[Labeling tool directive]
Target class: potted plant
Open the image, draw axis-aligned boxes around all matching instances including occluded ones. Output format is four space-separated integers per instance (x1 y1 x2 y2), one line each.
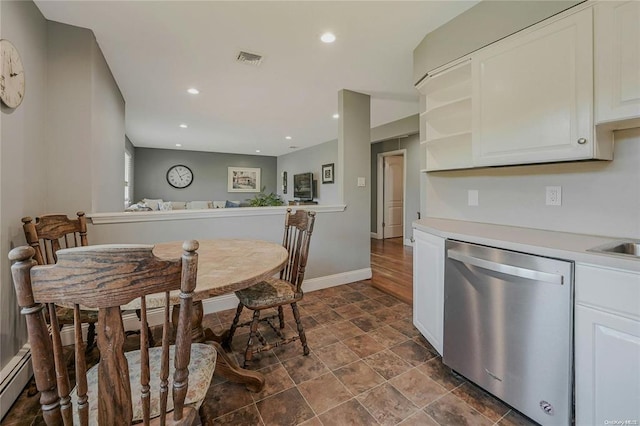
247 187 284 206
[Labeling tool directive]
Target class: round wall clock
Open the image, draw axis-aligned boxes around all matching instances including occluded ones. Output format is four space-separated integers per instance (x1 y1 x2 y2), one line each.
0 39 25 109
166 165 193 188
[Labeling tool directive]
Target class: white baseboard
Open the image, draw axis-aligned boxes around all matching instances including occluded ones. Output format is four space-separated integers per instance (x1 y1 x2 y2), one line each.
2 266 373 417
1 344 32 421
371 232 381 239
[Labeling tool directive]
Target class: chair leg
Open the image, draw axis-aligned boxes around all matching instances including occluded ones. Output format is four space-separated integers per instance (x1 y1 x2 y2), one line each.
244 310 261 368
225 303 244 349
278 306 285 329
147 325 155 348
85 323 96 354
291 302 309 356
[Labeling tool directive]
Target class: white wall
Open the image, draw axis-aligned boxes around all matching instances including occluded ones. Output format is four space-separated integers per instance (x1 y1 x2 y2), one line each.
277 139 339 205
425 129 640 239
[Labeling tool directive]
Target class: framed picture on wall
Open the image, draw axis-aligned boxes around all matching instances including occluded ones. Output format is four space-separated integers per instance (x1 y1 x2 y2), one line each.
282 171 288 194
228 167 261 192
322 163 334 184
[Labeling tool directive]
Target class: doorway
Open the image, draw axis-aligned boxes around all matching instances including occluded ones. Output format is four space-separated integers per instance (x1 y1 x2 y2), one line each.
376 150 406 242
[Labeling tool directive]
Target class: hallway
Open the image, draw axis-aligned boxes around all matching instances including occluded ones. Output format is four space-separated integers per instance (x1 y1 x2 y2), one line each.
370 238 412 304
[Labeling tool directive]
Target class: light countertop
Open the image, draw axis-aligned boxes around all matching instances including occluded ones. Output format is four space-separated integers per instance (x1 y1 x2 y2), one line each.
413 218 640 273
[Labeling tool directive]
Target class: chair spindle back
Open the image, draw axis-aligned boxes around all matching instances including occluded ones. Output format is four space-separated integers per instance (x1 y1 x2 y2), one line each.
9 241 200 426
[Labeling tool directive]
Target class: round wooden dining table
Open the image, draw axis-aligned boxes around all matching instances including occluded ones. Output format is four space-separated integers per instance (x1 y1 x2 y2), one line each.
152 239 288 392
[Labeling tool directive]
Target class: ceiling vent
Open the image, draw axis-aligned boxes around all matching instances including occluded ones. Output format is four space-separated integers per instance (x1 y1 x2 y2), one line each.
237 51 263 66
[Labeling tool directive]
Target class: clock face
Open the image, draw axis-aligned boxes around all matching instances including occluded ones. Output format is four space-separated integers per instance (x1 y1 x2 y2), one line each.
166 165 193 188
0 39 25 109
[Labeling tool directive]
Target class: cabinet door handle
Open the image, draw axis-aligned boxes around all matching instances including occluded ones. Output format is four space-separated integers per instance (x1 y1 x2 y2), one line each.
577 138 587 144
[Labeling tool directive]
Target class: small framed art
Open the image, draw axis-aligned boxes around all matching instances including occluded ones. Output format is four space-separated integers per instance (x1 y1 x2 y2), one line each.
322 163 334 184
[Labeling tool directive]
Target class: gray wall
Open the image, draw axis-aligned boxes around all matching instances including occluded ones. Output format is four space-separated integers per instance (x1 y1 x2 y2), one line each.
133 148 277 204
46 21 125 213
413 0 581 82
1 1 126 391
371 134 421 238
125 136 136 204
277 140 340 205
426 129 640 239
0 0 48 372
337 89 372 270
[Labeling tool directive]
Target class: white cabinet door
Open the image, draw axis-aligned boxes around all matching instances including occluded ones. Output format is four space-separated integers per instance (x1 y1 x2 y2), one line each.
412 229 444 355
595 1 640 127
472 7 596 167
575 263 640 425
575 305 640 425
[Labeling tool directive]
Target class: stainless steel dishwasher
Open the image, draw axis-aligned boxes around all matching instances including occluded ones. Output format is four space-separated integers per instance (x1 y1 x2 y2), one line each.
444 240 573 426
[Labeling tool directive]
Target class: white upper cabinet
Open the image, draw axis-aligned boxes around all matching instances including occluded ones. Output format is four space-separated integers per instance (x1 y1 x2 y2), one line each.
472 7 607 167
594 1 640 128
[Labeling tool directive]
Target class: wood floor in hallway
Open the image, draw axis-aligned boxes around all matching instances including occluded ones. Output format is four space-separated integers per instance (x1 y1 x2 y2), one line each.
370 237 413 304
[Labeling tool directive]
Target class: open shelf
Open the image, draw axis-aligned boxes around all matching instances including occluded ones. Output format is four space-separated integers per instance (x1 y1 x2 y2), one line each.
417 57 473 172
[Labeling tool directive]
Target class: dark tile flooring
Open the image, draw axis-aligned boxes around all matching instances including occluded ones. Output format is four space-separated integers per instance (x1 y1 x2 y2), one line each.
2 281 538 426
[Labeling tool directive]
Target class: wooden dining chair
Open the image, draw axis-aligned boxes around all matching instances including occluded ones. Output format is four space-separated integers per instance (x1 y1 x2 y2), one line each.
225 208 316 367
9 241 217 425
21 212 101 352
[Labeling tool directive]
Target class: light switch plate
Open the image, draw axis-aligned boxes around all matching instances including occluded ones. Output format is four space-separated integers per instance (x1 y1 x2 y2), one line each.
357 177 366 187
468 190 479 206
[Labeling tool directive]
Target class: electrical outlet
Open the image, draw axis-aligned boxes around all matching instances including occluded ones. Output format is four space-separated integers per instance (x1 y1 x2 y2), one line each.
546 186 562 206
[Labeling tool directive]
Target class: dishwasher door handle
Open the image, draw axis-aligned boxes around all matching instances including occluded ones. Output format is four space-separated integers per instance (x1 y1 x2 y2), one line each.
447 250 564 284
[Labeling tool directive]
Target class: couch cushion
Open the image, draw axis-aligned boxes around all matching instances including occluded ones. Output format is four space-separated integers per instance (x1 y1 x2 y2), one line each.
186 201 212 210
142 198 163 211
170 201 187 210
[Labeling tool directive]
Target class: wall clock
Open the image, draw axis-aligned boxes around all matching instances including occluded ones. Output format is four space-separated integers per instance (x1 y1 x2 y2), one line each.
166 165 193 188
0 39 25 109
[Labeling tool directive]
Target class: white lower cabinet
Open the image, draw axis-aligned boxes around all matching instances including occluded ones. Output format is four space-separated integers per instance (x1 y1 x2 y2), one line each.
412 229 444 355
575 264 640 425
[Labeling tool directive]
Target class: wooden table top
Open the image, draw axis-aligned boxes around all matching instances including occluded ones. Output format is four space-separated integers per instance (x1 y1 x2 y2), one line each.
156 239 287 296
119 239 287 309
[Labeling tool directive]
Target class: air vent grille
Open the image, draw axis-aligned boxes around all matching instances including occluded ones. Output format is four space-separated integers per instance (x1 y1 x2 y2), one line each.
237 51 263 66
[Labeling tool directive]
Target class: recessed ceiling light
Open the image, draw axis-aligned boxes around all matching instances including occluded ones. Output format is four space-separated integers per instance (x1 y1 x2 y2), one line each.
179 124 188 128
175 144 182 147
187 88 199 95
255 149 261 153
333 113 340 119
285 136 292 140
321 32 336 43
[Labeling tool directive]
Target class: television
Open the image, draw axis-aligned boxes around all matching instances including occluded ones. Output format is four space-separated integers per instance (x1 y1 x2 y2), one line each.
293 172 314 201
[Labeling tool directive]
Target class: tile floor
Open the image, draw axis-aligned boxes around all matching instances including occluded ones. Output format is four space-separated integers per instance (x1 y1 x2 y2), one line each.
202 281 539 426
1 281 539 426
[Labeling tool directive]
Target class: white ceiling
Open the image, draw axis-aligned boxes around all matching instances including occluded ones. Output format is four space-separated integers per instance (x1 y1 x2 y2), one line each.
34 1 478 157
